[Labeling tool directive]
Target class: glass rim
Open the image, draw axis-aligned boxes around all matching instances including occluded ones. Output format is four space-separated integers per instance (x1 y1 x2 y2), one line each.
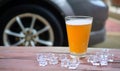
65 16 93 19
65 16 93 25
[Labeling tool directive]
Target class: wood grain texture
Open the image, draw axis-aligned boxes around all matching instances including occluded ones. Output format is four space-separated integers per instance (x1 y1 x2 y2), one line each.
0 47 120 71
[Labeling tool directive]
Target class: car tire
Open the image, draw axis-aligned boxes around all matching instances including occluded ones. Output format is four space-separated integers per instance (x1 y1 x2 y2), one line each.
0 5 63 46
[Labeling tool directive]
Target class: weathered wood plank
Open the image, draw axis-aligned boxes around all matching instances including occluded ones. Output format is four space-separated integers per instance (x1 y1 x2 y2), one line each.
0 47 120 71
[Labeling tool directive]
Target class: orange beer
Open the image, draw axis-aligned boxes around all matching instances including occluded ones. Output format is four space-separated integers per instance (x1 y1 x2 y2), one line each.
66 16 93 56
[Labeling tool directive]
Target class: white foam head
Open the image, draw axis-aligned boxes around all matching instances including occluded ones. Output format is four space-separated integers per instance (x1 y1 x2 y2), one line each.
66 19 93 25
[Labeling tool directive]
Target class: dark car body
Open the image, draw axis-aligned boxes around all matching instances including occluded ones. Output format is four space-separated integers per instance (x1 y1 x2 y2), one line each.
0 0 108 46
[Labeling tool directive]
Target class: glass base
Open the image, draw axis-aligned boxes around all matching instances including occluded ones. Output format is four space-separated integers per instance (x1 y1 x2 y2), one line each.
70 52 86 59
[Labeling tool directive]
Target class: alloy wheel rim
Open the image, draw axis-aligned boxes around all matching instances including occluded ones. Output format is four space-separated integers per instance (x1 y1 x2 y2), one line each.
3 13 54 46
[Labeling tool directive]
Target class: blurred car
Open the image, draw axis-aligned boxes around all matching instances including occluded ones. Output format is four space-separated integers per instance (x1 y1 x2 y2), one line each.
0 0 108 46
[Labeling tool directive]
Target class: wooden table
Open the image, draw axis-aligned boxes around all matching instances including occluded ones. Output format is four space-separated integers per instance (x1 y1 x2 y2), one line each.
0 47 120 71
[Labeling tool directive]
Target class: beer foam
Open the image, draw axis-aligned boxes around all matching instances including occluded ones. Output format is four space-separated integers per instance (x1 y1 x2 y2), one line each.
66 19 92 25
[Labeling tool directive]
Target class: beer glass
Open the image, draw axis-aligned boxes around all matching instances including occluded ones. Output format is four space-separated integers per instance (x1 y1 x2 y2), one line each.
65 16 93 57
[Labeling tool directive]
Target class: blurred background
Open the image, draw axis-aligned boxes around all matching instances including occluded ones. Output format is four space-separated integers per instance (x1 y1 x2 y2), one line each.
0 0 120 48
93 0 120 49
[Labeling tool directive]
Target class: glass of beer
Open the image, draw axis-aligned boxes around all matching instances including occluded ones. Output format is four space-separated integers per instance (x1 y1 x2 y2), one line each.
65 16 93 57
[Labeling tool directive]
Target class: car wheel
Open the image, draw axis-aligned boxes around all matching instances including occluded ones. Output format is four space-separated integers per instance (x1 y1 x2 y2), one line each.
0 5 63 46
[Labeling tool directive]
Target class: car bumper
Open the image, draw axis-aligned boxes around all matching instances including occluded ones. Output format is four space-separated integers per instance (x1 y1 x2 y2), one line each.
89 28 106 46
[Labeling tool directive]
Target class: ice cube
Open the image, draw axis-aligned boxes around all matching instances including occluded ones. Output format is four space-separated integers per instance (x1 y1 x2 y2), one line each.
38 60 48 66
48 55 58 65
68 57 80 69
61 57 69 68
100 60 108 66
